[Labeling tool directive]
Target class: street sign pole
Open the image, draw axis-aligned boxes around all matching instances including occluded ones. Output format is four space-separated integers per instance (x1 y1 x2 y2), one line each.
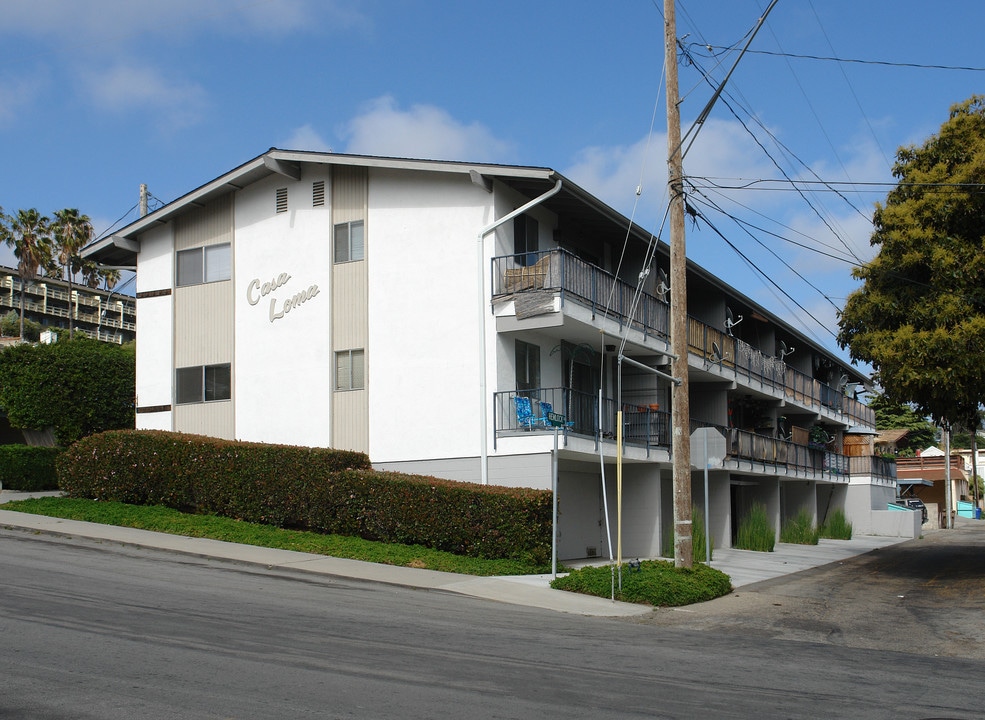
552 424 558 579
704 430 711 564
691 427 726 564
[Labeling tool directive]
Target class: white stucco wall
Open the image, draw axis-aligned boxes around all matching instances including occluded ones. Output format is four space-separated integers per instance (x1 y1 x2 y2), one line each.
233 172 333 447
621 465 663 558
134 224 174 431
558 469 607 560
366 168 495 463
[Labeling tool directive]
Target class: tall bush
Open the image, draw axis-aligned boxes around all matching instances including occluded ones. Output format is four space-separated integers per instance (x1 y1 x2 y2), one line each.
0 337 135 445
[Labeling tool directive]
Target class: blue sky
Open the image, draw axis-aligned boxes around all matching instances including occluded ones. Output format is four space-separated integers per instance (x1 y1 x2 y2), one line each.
1 0 983 365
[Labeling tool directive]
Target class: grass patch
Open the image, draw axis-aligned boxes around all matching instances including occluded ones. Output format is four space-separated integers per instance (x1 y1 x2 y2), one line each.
735 503 775 552
820 508 853 540
779 509 820 545
2 497 552 577
550 560 732 607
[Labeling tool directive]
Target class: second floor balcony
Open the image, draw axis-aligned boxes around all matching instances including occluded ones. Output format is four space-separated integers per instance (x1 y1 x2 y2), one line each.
492 387 894 483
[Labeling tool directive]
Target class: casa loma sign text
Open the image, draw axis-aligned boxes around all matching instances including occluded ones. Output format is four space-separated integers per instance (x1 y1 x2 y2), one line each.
246 272 320 323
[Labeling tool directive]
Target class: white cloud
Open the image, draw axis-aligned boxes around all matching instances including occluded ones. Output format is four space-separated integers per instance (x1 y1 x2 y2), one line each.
0 0 353 43
0 1 367 126
80 63 208 131
283 124 333 152
341 96 515 162
564 117 788 226
560 116 887 358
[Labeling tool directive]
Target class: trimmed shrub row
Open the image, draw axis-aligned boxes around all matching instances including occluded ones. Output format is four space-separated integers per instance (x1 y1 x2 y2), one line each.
0 445 63 491
56 430 552 562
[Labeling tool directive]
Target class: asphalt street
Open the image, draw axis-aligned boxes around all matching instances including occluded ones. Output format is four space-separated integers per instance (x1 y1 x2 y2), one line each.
2 528 983 719
639 519 985 660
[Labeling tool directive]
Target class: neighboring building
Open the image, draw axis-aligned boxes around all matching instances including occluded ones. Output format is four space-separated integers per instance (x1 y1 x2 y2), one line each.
0 265 135 344
895 453 969 526
82 149 902 560
874 428 910 456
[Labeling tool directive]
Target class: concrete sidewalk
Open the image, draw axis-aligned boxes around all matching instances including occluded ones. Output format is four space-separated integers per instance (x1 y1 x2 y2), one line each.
0 490 909 617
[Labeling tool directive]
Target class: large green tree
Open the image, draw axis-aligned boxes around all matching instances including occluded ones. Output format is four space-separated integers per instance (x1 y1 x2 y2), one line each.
837 96 985 427
868 392 937 454
0 337 135 445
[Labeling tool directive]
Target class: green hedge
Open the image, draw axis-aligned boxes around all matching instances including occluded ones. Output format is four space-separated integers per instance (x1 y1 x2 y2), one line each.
0 445 63 491
0 337 135 445
56 430 552 562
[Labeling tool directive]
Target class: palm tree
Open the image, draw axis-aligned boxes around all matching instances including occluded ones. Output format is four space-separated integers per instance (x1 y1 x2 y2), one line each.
78 259 119 291
7 209 53 340
51 209 94 339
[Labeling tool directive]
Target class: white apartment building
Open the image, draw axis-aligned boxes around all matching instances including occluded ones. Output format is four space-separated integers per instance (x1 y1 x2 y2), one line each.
83 149 905 561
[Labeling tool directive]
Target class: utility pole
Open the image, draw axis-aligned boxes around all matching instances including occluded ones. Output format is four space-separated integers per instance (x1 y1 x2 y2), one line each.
664 0 692 568
944 424 953 529
139 184 148 218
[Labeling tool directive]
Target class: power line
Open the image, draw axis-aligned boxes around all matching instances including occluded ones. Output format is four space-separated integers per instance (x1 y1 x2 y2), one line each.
93 203 140 242
689 201 838 341
690 44 985 73
691 178 985 192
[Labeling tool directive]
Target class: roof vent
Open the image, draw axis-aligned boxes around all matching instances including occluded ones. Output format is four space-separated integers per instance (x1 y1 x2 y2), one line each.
312 180 325 207
276 187 288 214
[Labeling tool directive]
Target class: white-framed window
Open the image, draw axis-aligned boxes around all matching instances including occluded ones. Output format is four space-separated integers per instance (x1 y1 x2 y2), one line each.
176 244 231 287
334 221 365 263
176 364 231 404
335 349 365 391
515 340 540 395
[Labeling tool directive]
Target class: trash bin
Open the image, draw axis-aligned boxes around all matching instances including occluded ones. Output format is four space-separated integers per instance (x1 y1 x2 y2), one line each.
976 507 982 520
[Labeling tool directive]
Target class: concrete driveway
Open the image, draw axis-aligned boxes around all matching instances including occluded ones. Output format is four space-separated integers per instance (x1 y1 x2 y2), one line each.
635 518 985 660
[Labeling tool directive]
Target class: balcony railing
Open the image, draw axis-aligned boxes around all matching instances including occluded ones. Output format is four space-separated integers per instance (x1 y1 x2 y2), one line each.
492 387 886 481
492 249 669 344
688 420 851 479
894 455 963 473
848 455 897 481
492 249 874 427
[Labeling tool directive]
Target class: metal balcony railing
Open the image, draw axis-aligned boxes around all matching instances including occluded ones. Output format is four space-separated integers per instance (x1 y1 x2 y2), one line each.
492 249 669 344
688 419 851 479
492 249 875 427
492 387 885 481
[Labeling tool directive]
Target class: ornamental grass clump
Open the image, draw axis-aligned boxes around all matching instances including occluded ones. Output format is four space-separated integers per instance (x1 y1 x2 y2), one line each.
779 509 819 545
735 503 775 552
820 508 853 540
661 505 712 560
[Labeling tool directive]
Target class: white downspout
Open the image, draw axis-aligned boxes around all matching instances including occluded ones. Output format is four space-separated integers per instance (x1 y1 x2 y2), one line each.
477 177 563 485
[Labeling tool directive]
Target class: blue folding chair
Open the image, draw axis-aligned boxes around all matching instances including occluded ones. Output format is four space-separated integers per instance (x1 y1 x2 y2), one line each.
538 401 573 428
514 396 537 429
